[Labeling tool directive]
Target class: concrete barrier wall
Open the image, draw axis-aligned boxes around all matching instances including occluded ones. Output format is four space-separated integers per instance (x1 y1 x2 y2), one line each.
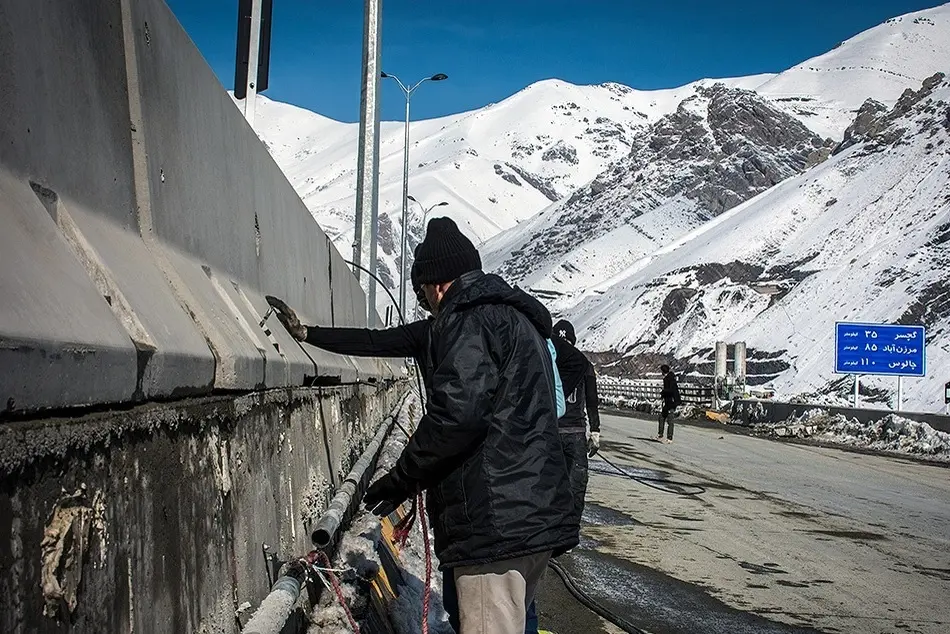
0 0 392 416
0 383 404 633
731 399 950 434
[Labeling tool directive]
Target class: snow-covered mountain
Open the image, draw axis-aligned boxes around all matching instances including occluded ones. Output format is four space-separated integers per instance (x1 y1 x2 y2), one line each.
485 84 835 309
248 74 770 293
247 3 950 409
556 72 950 410
754 6 950 139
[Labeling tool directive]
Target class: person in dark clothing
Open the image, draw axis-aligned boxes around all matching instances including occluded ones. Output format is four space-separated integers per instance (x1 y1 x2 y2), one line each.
658 364 682 443
522 318 602 634
267 259 573 634
549 319 600 526
359 217 575 634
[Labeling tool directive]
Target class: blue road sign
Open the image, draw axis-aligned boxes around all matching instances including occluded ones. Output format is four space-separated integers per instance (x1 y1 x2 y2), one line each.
835 322 926 377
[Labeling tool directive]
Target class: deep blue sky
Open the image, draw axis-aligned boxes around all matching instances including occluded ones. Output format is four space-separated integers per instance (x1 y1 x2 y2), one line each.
168 0 946 123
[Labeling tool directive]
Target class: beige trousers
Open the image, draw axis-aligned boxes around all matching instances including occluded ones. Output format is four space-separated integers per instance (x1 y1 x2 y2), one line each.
453 551 552 634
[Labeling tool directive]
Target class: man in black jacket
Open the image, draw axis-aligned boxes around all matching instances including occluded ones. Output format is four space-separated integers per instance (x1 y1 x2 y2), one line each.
364 218 576 634
658 364 682 443
275 218 575 633
267 257 576 633
551 319 601 521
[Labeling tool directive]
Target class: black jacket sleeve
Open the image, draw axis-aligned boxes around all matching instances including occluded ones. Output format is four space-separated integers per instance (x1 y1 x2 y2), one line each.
393 312 499 491
304 319 429 360
585 363 601 433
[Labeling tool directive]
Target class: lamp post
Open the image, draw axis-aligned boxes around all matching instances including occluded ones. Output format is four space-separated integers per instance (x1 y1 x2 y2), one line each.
381 71 448 316
407 196 448 319
408 195 449 225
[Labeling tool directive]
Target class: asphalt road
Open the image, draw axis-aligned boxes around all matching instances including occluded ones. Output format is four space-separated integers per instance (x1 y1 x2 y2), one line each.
538 412 950 634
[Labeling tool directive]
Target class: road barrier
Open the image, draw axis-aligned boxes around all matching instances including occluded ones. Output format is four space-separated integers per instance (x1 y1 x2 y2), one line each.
598 376 714 407
0 0 391 417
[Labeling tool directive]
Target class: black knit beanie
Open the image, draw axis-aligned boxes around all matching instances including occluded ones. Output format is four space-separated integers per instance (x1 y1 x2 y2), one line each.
411 217 481 285
553 319 576 345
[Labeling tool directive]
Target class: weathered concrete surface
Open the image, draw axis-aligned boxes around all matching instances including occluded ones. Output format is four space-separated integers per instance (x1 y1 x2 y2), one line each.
0 383 404 634
547 412 950 634
0 0 390 415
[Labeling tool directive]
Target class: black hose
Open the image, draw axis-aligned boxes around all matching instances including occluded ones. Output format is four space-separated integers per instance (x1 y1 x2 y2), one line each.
547 558 646 634
594 453 707 496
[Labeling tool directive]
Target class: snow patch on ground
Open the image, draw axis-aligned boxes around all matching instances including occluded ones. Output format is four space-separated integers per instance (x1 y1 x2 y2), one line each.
754 409 950 461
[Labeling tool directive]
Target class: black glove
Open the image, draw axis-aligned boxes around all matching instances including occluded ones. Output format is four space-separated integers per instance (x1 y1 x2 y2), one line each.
363 472 410 517
265 296 307 341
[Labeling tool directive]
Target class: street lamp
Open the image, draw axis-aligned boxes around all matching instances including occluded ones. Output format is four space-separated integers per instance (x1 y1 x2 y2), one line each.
381 71 448 316
407 196 448 320
408 195 449 224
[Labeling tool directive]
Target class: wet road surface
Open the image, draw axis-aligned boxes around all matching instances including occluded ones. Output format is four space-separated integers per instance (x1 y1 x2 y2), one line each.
539 412 950 634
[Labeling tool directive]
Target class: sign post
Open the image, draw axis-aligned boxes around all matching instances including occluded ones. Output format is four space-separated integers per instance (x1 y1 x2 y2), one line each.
897 376 903 412
835 322 926 411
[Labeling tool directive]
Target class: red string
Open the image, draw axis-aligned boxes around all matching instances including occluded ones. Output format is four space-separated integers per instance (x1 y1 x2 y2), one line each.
314 551 361 634
391 497 418 548
386 494 432 634
418 493 432 634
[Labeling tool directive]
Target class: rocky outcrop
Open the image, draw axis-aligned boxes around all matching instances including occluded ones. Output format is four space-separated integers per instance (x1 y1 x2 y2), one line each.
496 84 832 282
835 72 947 154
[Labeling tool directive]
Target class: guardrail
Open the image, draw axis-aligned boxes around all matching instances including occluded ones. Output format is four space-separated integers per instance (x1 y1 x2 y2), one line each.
598 376 714 407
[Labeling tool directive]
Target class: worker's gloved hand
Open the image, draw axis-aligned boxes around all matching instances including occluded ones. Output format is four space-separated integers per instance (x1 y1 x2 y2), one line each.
587 431 601 457
363 472 410 517
265 296 307 341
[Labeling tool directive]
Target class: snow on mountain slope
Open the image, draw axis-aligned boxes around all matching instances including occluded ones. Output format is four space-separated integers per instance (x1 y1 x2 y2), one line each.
755 3 950 138
564 74 950 411
249 3 950 322
483 84 833 310
250 74 775 307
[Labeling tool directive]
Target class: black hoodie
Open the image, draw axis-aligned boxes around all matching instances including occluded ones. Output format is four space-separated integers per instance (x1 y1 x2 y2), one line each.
390 270 578 569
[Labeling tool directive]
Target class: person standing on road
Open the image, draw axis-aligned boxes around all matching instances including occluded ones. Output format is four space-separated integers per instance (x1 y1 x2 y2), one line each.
523 319 603 634
550 319 601 521
657 364 682 443
357 218 577 634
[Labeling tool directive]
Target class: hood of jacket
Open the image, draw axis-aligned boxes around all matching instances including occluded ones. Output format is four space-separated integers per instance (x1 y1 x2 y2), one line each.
441 271 553 339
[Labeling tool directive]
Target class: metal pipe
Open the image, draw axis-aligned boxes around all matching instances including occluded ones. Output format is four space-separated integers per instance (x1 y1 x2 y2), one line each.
242 0 263 126
312 413 396 548
244 394 407 633
897 376 903 412
242 562 307 634
352 0 382 326
398 94 411 316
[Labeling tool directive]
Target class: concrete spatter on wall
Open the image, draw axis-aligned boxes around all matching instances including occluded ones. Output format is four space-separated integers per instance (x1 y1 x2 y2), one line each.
0 0 391 416
0 384 405 634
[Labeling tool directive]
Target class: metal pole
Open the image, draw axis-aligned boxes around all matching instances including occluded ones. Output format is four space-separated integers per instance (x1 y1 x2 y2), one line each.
897 376 903 412
398 94 411 317
853 374 859 408
242 0 263 127
352 0 382 326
